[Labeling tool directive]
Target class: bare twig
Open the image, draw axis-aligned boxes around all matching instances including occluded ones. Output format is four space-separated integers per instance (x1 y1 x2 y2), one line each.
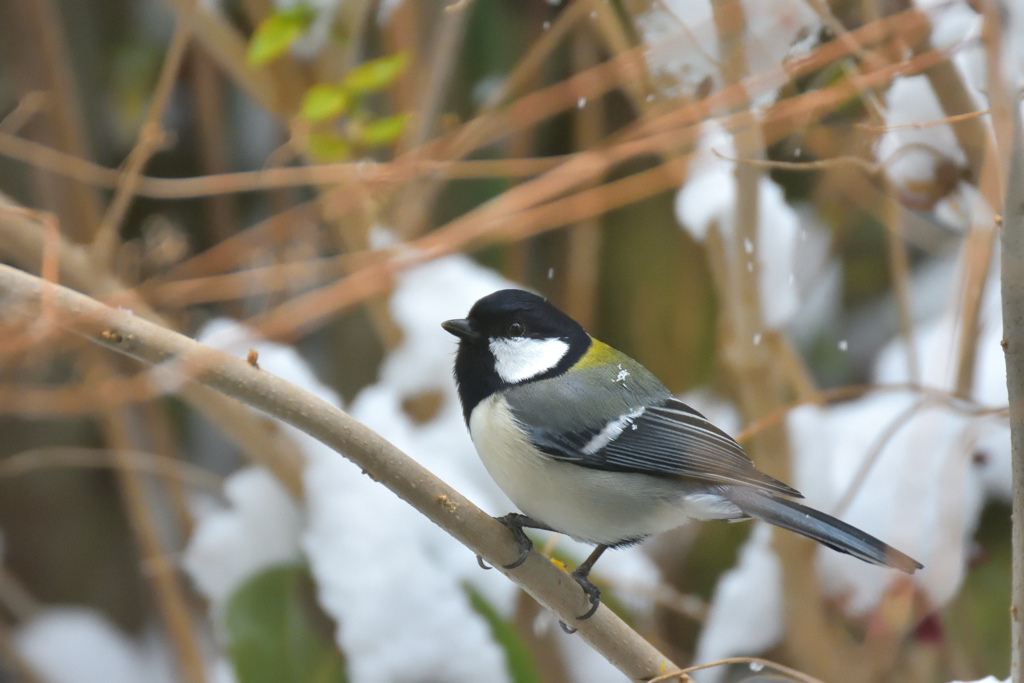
562 28 605 328
3 0 103 241
884 182 920 385
0 92 47 135
734 382 1005 444
91 12 195 267
87 352 207 683
0 446 223 493
162 0 306 116
651 655 825 683
856 108 992 132
998 96 1024 683
0 191 306 498
832 398 927 517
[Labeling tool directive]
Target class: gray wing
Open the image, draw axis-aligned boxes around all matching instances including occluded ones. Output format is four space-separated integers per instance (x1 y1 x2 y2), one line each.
529 397 803 498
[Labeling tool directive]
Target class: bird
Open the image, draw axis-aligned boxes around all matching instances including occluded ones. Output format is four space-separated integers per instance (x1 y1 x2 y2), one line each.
442 289 922 626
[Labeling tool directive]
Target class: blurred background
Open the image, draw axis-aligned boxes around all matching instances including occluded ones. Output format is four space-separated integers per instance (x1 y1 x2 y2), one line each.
0 0 1020 681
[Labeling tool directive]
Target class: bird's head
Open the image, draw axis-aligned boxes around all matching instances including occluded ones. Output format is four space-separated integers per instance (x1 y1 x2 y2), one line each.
442 289 591 416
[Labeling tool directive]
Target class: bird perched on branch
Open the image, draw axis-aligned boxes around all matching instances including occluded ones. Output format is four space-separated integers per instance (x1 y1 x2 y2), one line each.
443 289 921 628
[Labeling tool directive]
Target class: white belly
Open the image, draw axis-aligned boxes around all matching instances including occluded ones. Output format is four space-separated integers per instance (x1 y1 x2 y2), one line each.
468 394 736 545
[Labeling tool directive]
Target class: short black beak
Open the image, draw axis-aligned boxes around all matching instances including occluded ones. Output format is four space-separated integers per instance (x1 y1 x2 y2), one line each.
442 318 480 341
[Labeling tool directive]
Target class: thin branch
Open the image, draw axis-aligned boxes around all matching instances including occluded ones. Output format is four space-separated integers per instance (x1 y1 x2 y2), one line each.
91 12 195 267
15 0 104 240
0 191 306 498
87 351 207 683
884 182 920 385
998 92 1024 683
711 148 882 175
832 399 926 517
734 381 1006 444
0 91 47 135
856 108 992 132
0 263 688 683
651 656 824 683
0 132 570 197
0 446 223 493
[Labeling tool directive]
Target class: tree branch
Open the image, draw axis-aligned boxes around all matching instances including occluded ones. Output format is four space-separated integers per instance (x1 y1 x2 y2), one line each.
0 262 686 683
999 102 1024 683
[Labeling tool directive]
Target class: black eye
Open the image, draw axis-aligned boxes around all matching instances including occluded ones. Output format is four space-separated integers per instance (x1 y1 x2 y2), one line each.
507 321 525 337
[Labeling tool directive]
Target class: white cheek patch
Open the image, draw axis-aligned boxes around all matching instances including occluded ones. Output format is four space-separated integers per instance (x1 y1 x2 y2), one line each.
489 337 569 383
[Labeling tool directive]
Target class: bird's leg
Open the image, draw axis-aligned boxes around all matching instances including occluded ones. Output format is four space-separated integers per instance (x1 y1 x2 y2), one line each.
572 544 607 619
476 513 554 570
559 544 609 634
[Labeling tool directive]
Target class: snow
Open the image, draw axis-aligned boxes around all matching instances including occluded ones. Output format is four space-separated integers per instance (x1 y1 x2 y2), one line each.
693 523 782 679
636 0 820 104
14 609 178 683
182 466 303 608
675 123 803 328
876 1 988 223
789 394 986 614
876 75 970 189
692 243 1011 670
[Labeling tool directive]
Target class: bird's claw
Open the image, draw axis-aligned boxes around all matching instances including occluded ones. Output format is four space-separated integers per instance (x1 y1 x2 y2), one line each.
557 569 604 634
496 513 535 569
476 555 491 570
572 570 602 620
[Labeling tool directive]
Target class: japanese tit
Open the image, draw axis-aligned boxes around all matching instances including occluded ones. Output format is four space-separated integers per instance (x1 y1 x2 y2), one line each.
443 289 921 623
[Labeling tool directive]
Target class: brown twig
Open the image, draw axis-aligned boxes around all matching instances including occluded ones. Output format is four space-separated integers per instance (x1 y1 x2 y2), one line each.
883 182 921 385
0 446 223 493
87 352 207 683
91 12 195 268
0 191 306 499
4 0 103 241
562 28 606 329
997 86 1024 683
0 91 47 135
733 381 1005 444
650 655 824 683
162 0 305 116
856 108 992 132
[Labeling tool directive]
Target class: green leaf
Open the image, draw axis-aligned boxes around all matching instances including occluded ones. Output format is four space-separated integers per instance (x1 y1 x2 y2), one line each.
301 84 350 121
463 584 541 683
354 114 408 147
247 7 315 66
343 52 409 93
224 564 346 683
306 133 352 162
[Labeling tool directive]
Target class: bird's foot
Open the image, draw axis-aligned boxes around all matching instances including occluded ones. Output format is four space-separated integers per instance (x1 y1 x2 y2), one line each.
496 513 536 569
558 544 608 633
572 569 602 620
558 574 602 634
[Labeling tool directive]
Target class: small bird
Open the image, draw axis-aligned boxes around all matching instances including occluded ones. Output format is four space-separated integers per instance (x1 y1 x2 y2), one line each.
443 289 921 625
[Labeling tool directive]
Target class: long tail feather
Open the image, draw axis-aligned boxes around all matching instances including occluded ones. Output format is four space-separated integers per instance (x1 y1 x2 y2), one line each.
725 487 922 574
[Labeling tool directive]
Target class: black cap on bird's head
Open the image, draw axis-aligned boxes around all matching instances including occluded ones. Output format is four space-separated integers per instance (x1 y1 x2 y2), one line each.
443 289 591 421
